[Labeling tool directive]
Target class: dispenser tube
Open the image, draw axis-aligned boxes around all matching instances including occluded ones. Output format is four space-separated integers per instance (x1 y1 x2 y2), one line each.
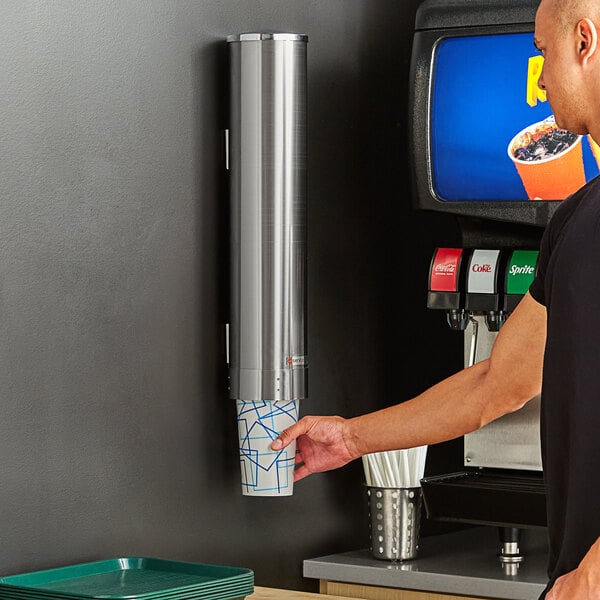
227 32 308 403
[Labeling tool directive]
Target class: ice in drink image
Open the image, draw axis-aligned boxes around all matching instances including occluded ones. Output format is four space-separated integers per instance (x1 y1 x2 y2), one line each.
508 116 584 200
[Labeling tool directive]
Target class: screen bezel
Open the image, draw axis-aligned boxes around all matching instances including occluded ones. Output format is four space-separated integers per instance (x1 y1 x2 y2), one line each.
409 24 562 228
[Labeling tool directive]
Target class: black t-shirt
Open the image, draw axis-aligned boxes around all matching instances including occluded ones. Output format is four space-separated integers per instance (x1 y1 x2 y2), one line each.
529 175 600 597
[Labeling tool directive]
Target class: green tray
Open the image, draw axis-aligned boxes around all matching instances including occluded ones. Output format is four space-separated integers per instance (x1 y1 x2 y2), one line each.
0 590 251 600
0 581 253 600
0 591 252 600
0 558 253 600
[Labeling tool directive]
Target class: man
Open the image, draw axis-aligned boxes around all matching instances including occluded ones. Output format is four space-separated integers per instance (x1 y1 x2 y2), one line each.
272 1 600 597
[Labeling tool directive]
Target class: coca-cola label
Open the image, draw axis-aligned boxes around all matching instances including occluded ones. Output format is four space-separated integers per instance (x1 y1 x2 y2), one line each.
430 248 463 292
467 249 500 294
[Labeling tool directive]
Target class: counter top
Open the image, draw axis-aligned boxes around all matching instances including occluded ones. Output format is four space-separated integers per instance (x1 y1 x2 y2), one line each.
303 526 549 600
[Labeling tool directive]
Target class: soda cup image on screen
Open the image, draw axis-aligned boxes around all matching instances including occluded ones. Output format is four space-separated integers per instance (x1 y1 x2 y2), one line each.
508 115 585 200
588 134 600 169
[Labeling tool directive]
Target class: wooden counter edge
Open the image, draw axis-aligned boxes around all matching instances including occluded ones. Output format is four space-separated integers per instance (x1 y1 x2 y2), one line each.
249 585 358 600
250 583 501 600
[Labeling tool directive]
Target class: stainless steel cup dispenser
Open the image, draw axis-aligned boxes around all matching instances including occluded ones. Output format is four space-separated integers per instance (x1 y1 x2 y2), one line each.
227 32 308 403
227 33 308 495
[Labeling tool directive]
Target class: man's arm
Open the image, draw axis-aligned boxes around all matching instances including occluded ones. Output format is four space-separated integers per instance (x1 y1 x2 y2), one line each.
546 537 600 599
273 292 546 481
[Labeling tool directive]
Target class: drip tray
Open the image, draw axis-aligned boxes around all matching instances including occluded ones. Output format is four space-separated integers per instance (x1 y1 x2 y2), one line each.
420 470 547 529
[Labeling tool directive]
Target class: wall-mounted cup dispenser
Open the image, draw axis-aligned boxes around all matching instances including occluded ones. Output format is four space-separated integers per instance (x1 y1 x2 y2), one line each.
227 33 308 496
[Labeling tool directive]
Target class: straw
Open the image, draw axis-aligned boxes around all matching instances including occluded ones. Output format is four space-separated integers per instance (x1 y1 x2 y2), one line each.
362 446 428 488
362 456 373 486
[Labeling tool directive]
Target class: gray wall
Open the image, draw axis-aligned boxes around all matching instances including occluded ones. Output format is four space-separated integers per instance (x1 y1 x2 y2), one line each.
0 0 463 591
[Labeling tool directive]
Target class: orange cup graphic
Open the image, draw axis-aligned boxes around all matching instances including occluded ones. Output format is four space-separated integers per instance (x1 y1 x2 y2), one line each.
508 117 585 200
588 135 600 169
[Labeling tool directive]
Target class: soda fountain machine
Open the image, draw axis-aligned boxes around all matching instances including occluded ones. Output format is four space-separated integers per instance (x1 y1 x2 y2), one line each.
423 246 544 568
406 0 600 568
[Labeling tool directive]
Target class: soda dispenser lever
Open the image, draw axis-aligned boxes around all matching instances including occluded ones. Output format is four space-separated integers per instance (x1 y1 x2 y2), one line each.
427 248 470 331
504 250 540 313
465 249 507 332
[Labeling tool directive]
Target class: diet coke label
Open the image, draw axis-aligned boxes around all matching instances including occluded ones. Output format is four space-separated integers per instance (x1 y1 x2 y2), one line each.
467 249 501 294
472 263 493 273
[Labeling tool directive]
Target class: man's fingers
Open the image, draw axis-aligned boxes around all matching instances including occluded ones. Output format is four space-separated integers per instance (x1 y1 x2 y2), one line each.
294 463 311 481
271 418 310 450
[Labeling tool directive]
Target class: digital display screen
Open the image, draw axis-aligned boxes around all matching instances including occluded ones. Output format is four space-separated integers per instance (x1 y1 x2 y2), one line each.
431 33 600 201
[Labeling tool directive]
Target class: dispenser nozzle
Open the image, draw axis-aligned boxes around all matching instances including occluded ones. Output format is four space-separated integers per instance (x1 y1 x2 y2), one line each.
485 311 508 332
446 309 470 331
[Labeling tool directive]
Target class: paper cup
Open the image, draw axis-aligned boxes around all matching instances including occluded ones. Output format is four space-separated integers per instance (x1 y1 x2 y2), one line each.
508 117 584 200
236 399 298 496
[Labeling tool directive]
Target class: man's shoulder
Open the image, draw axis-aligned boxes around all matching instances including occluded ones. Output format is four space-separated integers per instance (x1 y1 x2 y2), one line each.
551 176 600 222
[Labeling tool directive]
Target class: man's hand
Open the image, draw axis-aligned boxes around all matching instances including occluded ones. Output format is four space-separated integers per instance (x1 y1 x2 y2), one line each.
271 415 360 481
545 569 599 599
546 537 600 599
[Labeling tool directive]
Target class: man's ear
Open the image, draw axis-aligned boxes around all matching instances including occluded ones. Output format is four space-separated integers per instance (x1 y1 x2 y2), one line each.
577 17 598 65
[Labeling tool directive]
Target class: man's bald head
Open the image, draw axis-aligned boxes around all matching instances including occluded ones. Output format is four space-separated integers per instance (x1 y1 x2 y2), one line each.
544 0 600 35
535 0 600 138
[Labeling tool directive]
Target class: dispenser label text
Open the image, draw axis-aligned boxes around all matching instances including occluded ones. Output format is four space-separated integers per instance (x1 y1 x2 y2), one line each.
467 249 500 294
510 264 535 276
506 250 539 294
430 248 463 292
287 355 306 367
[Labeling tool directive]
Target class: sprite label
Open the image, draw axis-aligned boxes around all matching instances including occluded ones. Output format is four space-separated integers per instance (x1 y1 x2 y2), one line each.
506 250 539 295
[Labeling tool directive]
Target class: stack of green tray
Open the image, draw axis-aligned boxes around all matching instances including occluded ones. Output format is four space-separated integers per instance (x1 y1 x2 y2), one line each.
0 557 254 600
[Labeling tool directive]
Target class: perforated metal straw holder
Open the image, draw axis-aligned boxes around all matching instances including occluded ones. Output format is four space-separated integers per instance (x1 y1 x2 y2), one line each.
367 486 422 560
